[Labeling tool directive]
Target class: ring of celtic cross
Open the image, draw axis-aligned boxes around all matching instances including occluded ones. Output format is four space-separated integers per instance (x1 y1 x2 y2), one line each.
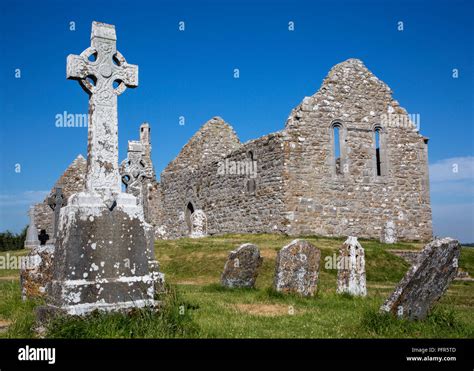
76 47 131 97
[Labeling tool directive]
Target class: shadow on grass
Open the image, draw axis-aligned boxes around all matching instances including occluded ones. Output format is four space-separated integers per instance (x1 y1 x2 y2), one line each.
45 284 199 339
360 307 470 338
200 283 260 294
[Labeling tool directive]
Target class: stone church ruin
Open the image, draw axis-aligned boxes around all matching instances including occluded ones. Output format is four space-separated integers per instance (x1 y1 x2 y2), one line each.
154 58 432 241
33 58 432 243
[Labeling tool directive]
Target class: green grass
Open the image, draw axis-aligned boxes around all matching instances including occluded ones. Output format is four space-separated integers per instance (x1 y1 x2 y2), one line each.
0 280 39 338
0 234 473 338
45 284 198 338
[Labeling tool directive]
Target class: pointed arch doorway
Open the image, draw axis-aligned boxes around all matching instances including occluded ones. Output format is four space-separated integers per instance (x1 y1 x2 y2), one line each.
185 201 195 235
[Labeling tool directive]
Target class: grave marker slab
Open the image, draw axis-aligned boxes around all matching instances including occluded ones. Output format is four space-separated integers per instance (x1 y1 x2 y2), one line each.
47 186 66 241
221 243 263 288
24 206 40 249
336 236 367 296
274 239 321 296
20 244 55 300
380 237 460 320
190 209 207 238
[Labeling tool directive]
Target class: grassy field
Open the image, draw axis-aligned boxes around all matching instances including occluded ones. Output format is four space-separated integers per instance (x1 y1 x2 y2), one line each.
0 234 473 338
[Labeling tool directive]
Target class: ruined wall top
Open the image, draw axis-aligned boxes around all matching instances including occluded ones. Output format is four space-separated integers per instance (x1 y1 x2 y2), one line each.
48 154 87 200
284 58 420 134
33 154 87 235
140 122 151 156
163 116 241 175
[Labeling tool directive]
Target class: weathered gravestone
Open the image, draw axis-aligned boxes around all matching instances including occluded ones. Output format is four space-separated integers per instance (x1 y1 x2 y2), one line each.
381 220 397 244
40 22 163 316
20 244 55 300
120 123 155 223
221 243 263 288
21 204 55 299
274 239 321 296
47 186 66 241
121 141 147 206
190 209 207 238
380 237 461 320
24 206 40 249
336 236 367 296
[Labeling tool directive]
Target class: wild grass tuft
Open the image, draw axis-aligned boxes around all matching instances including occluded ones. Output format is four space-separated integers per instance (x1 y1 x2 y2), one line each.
45 284 199 338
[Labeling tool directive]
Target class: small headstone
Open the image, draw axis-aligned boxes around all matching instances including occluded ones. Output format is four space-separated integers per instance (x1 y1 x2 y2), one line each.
24 206 40 249
336 236 367 296
20 244 55 300
190 209 207 238
120 123 156 225
274 239 321 296
381 220 397 244
221 243 263 288
121 141 147 205
47 186 66 241
380 237 461 320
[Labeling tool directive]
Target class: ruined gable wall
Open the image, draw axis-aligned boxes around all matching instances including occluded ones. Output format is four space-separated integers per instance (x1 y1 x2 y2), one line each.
164 117 241 175
159 132 287 239
33 155 87 235
282 59 432 241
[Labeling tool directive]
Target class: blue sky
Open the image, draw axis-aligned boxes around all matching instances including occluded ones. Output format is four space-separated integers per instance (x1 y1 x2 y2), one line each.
0 0 473 241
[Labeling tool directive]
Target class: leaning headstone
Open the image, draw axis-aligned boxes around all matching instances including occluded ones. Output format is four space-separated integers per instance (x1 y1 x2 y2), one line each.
24 206 40 249
221 243 263 288
274 239 321 296
337 236 367 296
381 220 397 244
40 22 163 317
380 237 461 320
20 244 55 300
190 209 207 238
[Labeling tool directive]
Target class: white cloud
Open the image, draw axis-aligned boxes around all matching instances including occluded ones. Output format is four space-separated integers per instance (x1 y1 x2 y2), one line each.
432 203 474 243
429 156 474 182
0 190 49 207
0 190 50 233
430 179 474 195
429 156 474 243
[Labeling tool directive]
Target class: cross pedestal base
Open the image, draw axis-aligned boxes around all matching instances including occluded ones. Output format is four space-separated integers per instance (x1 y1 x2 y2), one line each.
45 191 164 316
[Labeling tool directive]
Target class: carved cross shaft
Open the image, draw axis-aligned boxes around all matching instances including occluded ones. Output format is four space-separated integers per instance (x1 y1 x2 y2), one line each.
48 186 66 240
66 22 138 197
120 142 148 205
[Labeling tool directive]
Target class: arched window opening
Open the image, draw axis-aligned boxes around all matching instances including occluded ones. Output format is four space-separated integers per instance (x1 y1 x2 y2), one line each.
375 127 382 176
333 124 342 175
246 151 257 194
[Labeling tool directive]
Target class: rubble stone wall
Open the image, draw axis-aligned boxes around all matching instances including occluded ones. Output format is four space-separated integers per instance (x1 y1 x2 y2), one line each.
159 131 287 239
281 59 432 240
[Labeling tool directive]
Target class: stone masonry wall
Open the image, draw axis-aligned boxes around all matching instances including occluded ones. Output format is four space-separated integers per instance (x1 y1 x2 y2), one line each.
155 59 432 242
147 180 166 238
281 59 432 241
34 154 87 236
159 119 287 239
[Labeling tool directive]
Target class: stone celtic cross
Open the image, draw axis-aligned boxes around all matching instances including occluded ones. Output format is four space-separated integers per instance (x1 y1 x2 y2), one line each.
48 186 66 240
24 206 40 248
120 142 147 201
66 22 138 198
